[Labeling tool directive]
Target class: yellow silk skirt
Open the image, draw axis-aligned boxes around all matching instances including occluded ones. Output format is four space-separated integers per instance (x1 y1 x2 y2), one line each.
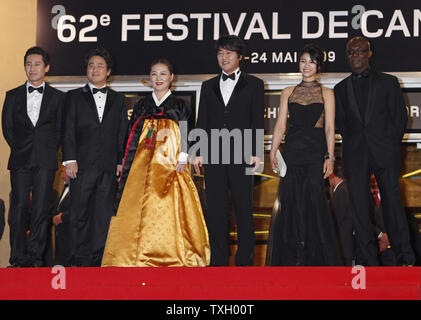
102 119 210 267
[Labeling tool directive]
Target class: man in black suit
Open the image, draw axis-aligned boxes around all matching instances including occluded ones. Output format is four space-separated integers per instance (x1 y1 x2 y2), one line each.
193 35 264 266
43 166 71 267
329 161 354 266
62 48 128 267
2 46 65 267
334 37 414 266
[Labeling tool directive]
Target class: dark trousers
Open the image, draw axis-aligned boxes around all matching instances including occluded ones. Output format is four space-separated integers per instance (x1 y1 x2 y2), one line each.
43 222 73 267
330 203 354 266
69 168 116 267
346 156 415 266
204 164 255 266
9 165 55 266
54 221 73 266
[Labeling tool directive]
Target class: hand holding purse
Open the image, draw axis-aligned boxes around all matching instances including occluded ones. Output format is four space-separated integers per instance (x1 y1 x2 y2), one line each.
273 150 287 177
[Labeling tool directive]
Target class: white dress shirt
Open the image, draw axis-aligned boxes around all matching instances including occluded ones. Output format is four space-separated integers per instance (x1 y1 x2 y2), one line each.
152 90 188 164
220 68 241 106
88 83 107 123
26 81 45 127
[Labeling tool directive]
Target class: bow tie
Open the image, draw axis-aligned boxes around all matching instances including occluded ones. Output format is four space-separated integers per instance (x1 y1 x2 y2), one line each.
222 73 236 81
92 87 107 94
351 68 371 80
28 86 43 94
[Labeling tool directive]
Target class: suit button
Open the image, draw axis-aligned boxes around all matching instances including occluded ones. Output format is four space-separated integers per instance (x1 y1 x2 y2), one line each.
224 110 229 114
223 123 227 127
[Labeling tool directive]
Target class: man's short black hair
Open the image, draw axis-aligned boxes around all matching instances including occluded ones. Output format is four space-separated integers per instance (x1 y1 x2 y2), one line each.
85 47 113 71
24 46 50 66
216 35 246 57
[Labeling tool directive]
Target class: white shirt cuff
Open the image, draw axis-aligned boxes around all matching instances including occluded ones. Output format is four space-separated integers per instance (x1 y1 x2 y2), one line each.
178 152 189 164
63 160 77 166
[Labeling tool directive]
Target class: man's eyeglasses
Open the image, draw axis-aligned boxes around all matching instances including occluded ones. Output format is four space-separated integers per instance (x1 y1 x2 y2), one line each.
346 48 369 56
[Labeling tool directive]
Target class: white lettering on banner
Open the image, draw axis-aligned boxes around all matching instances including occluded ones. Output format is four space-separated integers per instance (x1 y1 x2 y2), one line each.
57 15 77 42
362 9 421 38
244 13 270 40
251 51 334 64
190 13 212 40
329 11 348 38
272 13 291 39
409 106 420 118
79 15 98 42
361 10 384 37
144 14 163 41
213 13 220 40
385 10 411 37
121 14 140 42
302 12 324 39
222 12 247 36
415 10 421 37
265 107 278 119
271 51 297 63
100 14 111 27
167 14 189 41
54 9 421 43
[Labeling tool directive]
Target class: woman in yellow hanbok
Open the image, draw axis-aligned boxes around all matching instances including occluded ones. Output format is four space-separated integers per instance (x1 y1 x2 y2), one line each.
101 59 210 267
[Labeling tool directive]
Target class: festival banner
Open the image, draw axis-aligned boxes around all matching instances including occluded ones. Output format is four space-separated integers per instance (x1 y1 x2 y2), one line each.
36 0 421 76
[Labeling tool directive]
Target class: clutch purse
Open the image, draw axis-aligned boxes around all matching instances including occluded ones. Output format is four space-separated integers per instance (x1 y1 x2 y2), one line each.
274 150 287 177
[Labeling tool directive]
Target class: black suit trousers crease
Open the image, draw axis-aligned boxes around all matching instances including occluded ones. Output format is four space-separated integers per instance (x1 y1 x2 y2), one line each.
204 164 255 266
9 165 55 266
346 154 415 266
69 168 116 266
330 184 354 266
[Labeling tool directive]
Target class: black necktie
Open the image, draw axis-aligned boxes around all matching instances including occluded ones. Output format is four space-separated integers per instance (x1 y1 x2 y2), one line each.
92 87 107 94
222 73 236 81
28 86 43 94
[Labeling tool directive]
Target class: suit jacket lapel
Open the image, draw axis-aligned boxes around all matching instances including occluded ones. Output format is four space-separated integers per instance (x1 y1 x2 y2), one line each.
102 88 115 122
364 72 377 125
346 77 363 124
226 72 248 107
211 76 225 106
82 84 100 123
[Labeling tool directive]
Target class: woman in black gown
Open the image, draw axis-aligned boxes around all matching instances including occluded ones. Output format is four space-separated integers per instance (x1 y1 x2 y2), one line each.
267 44 342 266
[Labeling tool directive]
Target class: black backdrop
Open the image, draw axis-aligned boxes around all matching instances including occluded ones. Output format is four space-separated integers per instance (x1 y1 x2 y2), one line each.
36 0 421 76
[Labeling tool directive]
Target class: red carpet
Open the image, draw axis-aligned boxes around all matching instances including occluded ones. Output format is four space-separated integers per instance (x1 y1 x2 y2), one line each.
0 267 419 300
